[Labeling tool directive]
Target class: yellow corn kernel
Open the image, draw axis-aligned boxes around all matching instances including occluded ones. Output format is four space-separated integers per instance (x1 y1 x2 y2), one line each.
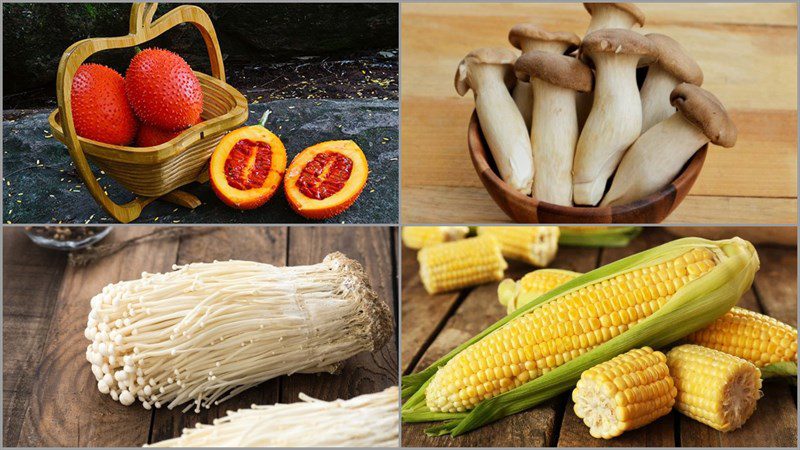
425 247 718 413
498 269 582 314
418 236 507 295
402 226 470 250
667 344 762 432
476 226 559 267
685 307 797 368
572 347 676 439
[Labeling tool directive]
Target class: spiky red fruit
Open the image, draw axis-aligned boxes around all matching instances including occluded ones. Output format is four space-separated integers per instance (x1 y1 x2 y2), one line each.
136 118 202 147
70 64 138 145
125 48 203 131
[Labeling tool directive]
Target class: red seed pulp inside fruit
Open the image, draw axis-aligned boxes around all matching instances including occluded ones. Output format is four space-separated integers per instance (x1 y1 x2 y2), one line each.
224 139 273 190
297 151 354 200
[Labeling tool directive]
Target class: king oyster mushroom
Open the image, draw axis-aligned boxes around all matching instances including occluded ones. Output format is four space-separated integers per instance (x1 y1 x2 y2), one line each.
508 24 581 130
584 2 646 34
515 51 593 206
601 83 737 206
640 33 703 133
455 48 533 195
573 29 658 206
577 3 645 131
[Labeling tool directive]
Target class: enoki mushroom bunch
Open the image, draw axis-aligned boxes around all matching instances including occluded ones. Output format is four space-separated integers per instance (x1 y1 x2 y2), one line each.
455 2 737 208
85 252 391 412
148 387 399 447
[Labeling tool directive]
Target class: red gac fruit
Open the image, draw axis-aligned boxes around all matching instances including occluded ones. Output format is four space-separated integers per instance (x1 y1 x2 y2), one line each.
70 64 138 146
135 118 202 147
125 48 203 131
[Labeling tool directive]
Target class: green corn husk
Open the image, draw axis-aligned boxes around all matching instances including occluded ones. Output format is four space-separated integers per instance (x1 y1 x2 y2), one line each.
401 237 760 437
558 226 642 247
760 361 798 379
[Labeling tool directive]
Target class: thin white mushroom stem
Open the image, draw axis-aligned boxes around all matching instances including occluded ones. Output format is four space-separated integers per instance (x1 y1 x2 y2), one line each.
573 55 643 206
512 81 533 130
641 65 682 133
471 65 533 195
530 78 579 206
147 387 399 447
85 253 391 413
600 112 707 206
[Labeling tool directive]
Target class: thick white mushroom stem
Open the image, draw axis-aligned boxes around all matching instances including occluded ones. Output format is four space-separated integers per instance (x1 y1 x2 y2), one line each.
600 113 707 206
530 79 579 205
573 56 643 206
586 6 640 34
512 81 533 130
472 65 533 195
641 66 681 133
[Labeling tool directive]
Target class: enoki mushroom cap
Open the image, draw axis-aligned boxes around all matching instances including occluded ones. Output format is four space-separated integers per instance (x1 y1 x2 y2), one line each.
579 29 659 68
508 24 580 53
455 47 518 96
515 51 594 92
646 33 704 85
671 83 738 148
583 2 646 27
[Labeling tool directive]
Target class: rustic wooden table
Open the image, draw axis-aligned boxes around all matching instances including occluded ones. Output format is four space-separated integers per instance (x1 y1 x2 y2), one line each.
3 226 398 446
400 3 798 224
401 228 797 447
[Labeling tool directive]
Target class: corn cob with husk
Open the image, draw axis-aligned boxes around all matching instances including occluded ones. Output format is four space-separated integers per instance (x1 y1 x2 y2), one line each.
148 387 399 447
572 347 676 439
559 226 642 247
497 268 581 314
684 307 797 377
402 237 759 437
417 235 507 294
476 226 559 266
402 226 470 249
667 345 762 432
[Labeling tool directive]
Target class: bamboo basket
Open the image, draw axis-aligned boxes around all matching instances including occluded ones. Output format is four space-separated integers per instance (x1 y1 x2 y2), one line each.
48 3 248 223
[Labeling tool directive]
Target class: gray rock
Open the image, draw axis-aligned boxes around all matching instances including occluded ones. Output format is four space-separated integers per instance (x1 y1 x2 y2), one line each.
3 100 398 224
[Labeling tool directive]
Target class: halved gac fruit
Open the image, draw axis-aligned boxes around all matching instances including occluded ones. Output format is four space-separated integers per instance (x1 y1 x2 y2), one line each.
209 114 286 210
284 140 368 219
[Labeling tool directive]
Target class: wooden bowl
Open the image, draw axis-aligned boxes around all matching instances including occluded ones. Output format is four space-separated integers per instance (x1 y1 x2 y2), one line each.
467 111 707 223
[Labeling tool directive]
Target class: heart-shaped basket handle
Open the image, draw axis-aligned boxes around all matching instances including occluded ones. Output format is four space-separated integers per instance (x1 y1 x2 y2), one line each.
55 2 224 222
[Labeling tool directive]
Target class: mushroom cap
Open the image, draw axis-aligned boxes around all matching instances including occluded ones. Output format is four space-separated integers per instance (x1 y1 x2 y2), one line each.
515 51 593 92
454 47 518 96
508 24 581 53
646 33 703 85
670 83 737 147
583 3 645 27
579 29 659 67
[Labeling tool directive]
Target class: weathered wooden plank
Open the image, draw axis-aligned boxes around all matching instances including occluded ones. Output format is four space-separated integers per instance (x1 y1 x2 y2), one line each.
2 228 69 447
148 227 288 444
403 244 599 447
17 227 179 447
282 226 398 403
752 243 797 326
401 247 461 373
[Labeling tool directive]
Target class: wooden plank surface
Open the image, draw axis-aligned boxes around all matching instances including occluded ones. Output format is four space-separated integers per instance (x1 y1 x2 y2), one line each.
2 226 399 447
401 227 797 447
400 3 798 224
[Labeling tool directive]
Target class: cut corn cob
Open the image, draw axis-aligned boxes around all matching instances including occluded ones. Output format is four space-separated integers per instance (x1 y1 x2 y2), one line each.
418 236 507 294
476 226 559 266
148 387 399 447
85 253 391 412
402 237 759 437
685 306 798 371
572 347 676 439
559 227 642 248
667 344 762 432
425 246 717 413
402 226 470 249
498 268 582 314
